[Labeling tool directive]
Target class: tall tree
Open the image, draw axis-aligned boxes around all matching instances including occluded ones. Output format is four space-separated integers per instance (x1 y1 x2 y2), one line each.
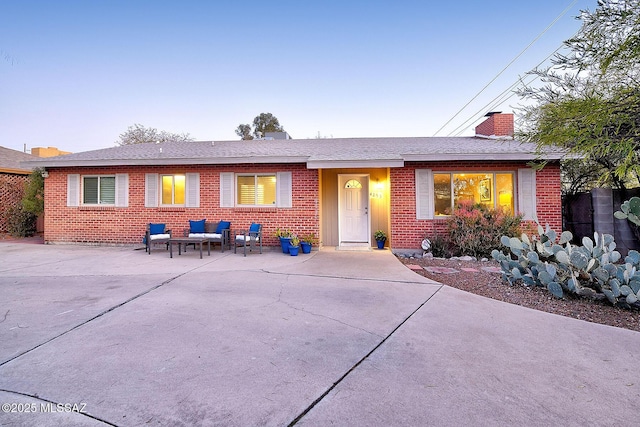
252 113 284 138
235 113 285 140
518 0 640 192
235 124 253 140
116 124 194 145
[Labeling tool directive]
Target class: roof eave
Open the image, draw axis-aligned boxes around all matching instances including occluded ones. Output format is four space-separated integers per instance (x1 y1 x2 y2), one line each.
402 153 566 161
0 167 32 175
22 156 311 168
306 159 405 169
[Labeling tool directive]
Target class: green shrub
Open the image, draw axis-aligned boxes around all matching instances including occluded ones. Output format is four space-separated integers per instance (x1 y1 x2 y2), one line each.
22 168 45 216
5 205 37 237
447 201 523 258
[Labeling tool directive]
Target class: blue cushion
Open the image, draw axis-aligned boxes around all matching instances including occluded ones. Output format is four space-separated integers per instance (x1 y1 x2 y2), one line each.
216 221 231 233
249 223 260 233
149 223 165 235
189 219 206 233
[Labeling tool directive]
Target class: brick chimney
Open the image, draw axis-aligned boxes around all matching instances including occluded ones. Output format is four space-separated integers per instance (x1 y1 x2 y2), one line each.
475 112 514 139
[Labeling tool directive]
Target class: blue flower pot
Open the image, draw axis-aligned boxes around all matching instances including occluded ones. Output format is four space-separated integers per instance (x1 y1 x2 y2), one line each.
301 242 312 254
289 245 300 256
376 239 386 250
280 237 291 253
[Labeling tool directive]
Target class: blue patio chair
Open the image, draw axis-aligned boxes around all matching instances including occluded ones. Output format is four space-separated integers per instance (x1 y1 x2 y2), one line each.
145 223 171 254
233 223 262 256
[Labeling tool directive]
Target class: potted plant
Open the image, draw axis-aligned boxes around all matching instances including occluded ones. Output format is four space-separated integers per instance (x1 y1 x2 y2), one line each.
300 232 317 254
374 230 387 250
288 235 300 256
275 228 292 253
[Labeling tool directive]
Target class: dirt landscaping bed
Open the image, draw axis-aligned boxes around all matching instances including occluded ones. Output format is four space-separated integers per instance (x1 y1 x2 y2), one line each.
399 256 640 333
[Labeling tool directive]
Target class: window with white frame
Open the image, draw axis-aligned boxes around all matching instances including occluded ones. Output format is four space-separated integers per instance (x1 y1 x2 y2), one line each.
415 169 534 220
433 172 515 216
83 176 116 205
219 171 292 208
236 174 276 206
144 173 199 208
161 174 186 205
67 174 128 207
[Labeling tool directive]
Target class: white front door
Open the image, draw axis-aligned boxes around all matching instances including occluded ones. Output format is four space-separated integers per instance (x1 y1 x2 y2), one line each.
338 175 369 246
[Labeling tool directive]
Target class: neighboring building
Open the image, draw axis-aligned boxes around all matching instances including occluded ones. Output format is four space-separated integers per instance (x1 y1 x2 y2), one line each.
22 113 564 250
0 146 38 234
31 146 72 158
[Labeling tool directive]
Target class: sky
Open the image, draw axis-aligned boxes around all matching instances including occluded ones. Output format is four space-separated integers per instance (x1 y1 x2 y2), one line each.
0 0 594 154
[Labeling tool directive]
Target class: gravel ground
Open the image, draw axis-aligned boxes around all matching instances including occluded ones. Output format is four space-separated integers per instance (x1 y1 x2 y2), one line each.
399 256 640 333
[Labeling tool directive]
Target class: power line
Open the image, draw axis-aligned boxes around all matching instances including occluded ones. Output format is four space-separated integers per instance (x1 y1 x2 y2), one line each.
433 0 579 136
447 42 568 137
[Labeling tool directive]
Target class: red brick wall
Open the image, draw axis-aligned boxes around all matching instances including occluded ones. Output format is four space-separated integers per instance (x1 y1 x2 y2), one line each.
475 113 514 137
43 164 319 246
0 173 29 233
390 161 562 250
43 161 561 250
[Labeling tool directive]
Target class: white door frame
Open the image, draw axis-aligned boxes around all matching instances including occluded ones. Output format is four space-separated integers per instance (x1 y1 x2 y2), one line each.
337 174 370 247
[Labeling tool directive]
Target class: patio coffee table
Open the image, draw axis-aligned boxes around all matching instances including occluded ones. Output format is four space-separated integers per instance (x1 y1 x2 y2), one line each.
168 237 211 259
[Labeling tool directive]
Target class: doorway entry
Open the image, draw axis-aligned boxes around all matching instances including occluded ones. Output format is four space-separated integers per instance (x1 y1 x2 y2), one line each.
338 174 370 247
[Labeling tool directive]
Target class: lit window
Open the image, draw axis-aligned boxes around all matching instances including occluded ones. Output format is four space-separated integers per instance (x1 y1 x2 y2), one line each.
161 175 185 205
83 176 115 205
434 172 514 215
237 174 276 206
344 179 362 189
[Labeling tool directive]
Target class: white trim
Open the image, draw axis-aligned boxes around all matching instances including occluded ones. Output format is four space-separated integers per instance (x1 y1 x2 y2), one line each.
67 174 80 207
158 174 188 206
338 174 370 247
115 174 128 207
185 173 200 208
517 168 537 221
220 172 235 207
415 169 434 220
145 173 159 207
235 173 278 207
307 160 404 169
276 171 292 208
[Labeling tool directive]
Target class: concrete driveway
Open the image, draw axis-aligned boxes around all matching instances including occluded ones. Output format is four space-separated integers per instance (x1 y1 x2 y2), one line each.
0 243 638 426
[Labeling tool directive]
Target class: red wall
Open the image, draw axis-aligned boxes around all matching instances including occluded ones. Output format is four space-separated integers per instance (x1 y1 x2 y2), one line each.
475 113 514 137
389 161 562 249
44 164 319 246
43 161 562 250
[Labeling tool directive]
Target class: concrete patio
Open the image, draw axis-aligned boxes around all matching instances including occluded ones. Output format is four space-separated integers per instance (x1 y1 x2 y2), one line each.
0 243 638 426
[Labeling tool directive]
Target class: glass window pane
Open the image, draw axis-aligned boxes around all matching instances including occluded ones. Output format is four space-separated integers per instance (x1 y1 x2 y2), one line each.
83 177 98 204
496 173 514 214
257 175 276 205
99 177 115 204
174 175 185 204
162 176 173 205
345 179 362 189
434 173 451 216
453 173 492 208
237 176 255 205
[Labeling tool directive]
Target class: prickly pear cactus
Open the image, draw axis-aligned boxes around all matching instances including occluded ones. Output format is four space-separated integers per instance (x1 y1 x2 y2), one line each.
614 197 640 227
492 223 640 308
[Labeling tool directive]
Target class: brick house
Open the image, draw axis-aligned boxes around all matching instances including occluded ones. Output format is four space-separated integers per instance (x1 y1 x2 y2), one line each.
0 146 38 234
22 113 564 251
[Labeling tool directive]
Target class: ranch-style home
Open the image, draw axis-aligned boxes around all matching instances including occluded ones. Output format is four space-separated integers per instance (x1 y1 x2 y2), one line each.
22 113 563 252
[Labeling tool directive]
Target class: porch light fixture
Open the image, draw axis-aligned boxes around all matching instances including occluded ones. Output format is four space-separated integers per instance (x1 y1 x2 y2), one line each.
41 170 49 178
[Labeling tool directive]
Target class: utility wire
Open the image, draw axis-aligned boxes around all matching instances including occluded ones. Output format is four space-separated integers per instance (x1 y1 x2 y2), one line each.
447 42 568 137
433 0 579 136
